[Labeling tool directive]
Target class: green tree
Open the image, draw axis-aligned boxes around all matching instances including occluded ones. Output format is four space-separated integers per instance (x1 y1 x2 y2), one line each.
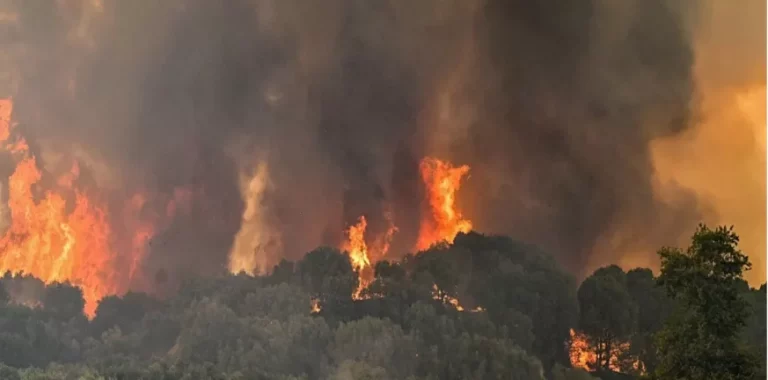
741 283 766 375
329 360 390 380
295 247 357 320
654 225 758 380
0 363 20 380
331 317 419 379
91 291 161 337
577 265 636 372
623 268 670 374
551 363 600 380
42 282 85 321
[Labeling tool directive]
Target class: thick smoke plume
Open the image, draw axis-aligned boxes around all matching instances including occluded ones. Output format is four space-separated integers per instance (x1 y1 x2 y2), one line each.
0 0 763 299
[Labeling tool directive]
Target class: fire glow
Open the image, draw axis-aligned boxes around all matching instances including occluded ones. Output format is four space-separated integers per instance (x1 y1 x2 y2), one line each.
343 213 398 299
415 157 472 251
0 99 188 316
0 99 115 316
569 329 640 374
0 97 474 314
342 157 472 298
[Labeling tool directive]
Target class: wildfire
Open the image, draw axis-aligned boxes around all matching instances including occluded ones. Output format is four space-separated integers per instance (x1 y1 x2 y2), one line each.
431 283 484 312
415 157 472 251
569 329 640 374
343 216 373 299
0 99 185 316
310 298 321 313
569 329 596 371
0 99 117 315
342 214 397 299
228 162 280 276
341 157 470 298
345 216 370 271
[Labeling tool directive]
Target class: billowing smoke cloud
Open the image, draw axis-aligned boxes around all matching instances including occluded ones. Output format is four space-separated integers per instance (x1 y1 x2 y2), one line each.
0 0 763 292
651 0 766 284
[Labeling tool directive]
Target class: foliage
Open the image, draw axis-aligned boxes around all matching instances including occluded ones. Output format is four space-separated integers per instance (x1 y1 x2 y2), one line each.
551 364 600 380
653 225 759 380
576 265 637 372
0 228 760 380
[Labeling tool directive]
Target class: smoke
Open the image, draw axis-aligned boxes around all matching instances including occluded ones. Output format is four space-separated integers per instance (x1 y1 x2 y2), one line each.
228 160 281 275
452 0 703 275
0 0 763 292
651 0 766 284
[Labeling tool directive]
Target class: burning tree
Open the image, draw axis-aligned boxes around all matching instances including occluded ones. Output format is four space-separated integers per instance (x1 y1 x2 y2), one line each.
574 265 637 372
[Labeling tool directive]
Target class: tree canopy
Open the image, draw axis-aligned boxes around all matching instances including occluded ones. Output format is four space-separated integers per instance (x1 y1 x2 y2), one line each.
653 225 760 380
0 227 760 380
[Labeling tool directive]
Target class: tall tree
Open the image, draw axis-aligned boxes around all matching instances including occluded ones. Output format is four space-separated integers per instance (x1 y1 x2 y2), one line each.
577 265 637 372
623 268 670 374
654 225 758 380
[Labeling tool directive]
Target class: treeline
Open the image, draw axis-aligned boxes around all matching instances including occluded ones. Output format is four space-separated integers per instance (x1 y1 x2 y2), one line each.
0 226 762 379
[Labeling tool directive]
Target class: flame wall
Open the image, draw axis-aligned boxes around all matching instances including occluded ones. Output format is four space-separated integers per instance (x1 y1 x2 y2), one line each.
0 0 763 310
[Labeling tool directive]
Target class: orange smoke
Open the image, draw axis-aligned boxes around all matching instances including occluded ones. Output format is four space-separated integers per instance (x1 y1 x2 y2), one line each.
0 99 116 316
415 157 472 251
121 188 192 291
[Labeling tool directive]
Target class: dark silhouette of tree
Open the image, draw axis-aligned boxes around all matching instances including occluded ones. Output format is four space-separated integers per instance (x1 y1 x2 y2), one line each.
576 265 636 372
42 282 85 321
623 268 670 374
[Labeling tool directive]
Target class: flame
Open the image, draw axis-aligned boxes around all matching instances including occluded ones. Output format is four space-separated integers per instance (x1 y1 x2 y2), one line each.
430 283 484 312
120 187 193 292
370 210 398 263
310 298 321 313
345 216 370 271
344 216 371 298
434 283 465 311
415 157 472 251
0 99 116 316
568 329 639 373
0 99 186 316
228 162 281 275
342 214 397 299
569 329 596 371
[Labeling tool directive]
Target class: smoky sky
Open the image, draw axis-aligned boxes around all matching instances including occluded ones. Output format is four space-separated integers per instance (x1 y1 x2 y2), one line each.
0 0 709 285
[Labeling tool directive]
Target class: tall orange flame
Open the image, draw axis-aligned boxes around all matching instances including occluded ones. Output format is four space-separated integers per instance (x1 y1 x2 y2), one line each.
345 216 370 272
0 99 188 316
343 216 371 298
0 99 116 316
415 157 472 251
342 214 397 298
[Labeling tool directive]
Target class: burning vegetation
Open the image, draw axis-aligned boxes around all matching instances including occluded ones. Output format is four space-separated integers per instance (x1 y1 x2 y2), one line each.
342 157 471 298
0 0 762 378
415 158 473 252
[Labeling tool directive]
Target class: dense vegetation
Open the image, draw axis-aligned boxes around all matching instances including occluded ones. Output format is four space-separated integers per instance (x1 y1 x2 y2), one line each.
0 225 762 379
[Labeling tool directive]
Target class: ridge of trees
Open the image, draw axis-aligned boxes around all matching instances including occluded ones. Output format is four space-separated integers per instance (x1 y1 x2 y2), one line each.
0 226 760 379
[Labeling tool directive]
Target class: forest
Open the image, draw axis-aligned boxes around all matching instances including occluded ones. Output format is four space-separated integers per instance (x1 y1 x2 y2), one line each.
0 224 762 380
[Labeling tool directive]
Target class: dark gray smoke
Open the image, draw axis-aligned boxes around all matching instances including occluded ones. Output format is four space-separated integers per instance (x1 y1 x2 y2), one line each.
461 0 702 273
0 0 710 288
